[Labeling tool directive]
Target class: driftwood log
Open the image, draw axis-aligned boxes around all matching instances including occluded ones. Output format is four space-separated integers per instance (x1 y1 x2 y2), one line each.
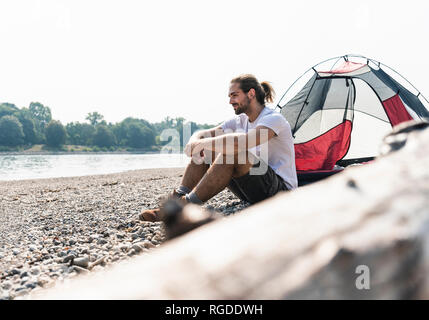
30 121 429 299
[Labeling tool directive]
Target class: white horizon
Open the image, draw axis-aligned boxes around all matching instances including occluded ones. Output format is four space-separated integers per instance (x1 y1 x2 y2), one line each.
0 0 428 125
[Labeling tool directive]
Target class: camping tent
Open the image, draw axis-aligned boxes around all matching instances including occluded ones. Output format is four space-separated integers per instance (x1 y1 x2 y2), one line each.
276 55 429 173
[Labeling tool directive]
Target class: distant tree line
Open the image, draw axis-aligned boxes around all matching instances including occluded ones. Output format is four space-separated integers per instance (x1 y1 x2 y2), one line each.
0 102 214 151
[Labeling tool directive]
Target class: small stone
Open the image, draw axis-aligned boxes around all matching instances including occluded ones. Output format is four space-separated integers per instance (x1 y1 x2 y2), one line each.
56 265 69 273
103 244 113 250
25 282 38 290
131 233 139 240
67 266 76 274
119 244 130 252
142 241 155 249
14 286 28 293
12 249 20 256
116 234 125 239
15 287 30 297
132 244 143 253
97 238 108 245
9 269 21 276
68 239 76 246
30 267 40 276
88 256 106 270
53 239 61 246
127 249 136 257
73 256 89 268
50 246 62 252
2 281 12 290
29 245 37 252
1 291 11 300
57 251 67 258
66 250 77 256
71 266 90 275
63 254 76 264
20 271 29 279
42 257 53 264
89 235 99 243
37 276 51 287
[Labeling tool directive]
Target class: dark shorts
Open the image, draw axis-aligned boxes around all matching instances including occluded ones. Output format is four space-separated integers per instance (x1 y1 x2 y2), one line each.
227 159 289 204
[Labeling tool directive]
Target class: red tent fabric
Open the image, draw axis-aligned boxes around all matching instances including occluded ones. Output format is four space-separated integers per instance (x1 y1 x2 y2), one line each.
319 61 366 75
294 120 352 171
382 94 413 126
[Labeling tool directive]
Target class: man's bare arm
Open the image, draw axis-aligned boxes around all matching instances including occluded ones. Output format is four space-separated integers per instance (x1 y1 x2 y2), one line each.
187 126 276 157
190 125 224 140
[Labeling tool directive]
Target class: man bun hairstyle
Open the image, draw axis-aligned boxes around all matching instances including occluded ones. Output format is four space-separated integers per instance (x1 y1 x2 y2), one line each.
260 81 275 104
231 74 275 105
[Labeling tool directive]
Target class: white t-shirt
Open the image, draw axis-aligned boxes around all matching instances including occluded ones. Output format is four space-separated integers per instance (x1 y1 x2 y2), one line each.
221 107 298 190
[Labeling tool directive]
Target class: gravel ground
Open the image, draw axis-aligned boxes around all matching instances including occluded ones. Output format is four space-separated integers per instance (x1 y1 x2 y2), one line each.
0 168 250 300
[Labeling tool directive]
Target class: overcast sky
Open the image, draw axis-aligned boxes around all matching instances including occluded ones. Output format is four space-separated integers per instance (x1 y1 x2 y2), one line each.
1 0 428 125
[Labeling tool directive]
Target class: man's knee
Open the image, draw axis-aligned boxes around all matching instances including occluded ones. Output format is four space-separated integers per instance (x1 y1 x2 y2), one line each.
214 151 256 165
232 152 256 177
203 150 221 164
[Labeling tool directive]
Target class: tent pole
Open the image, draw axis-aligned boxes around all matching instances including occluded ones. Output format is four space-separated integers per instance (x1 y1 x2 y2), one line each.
276 56 342 109
379 62 429 105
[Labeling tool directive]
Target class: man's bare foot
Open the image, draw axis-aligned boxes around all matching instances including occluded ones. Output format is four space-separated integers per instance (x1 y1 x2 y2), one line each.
139 191 188 222
139 207 162 222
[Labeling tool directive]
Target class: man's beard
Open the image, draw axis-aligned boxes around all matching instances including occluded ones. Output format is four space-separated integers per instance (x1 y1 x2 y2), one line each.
234 97 250 115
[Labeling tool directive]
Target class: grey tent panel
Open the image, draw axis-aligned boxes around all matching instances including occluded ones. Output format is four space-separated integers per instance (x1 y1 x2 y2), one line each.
280 72 318 133
371 68 429 118
355 70 396 101
281 75 355 135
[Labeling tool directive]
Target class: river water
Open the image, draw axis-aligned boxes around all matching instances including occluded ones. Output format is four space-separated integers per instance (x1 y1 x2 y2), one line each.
0 153 189 181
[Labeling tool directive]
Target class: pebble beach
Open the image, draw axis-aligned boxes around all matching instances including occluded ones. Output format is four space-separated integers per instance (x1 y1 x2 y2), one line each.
0 168 249 300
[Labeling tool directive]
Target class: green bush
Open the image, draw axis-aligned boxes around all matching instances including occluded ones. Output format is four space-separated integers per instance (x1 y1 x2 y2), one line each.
0 115 25 146
93 125 116 147
45 120 66 147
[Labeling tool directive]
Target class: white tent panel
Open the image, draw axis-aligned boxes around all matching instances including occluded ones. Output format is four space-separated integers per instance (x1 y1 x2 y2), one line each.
352 78 390 122
344 111 392 159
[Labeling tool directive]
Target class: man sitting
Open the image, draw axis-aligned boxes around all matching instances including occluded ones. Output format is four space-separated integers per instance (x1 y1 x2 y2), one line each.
140 74 297 222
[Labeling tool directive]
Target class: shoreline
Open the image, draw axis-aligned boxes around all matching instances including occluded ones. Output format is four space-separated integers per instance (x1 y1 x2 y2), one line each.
0 168 249 300
0 167 186 183
0 150 168 156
